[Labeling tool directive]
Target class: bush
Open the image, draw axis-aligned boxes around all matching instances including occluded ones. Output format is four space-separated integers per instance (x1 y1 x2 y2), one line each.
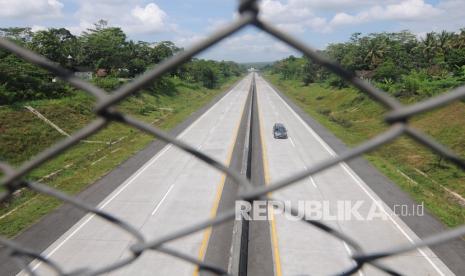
317 108 331 116
324 74 347 89
138 105 156 115
393 70 462 98
0 81 70 105
423 77 462 97
329 114 353 128
401 75 421 96
0 84 14 105
376 78 399 94
374 60 403 81
0 54 70 104
395 70 428 97
92 77 123 91
148 76 178 97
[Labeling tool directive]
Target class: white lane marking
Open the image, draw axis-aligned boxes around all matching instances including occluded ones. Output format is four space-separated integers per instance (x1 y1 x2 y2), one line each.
31 144 173 271
289 137 296 147
30 76 252 272
309 176 317 188
262 76 446 276
340 164 444 275
151 184 175 215
303 164 317 188
343 242 364 276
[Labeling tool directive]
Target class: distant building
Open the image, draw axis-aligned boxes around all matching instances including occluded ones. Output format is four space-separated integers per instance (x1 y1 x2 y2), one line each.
72 66 93 80
74 71 93 80
96 69 108 77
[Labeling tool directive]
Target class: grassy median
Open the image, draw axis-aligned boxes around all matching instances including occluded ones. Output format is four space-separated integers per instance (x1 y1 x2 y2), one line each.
265 74 465 228
0 77 240 238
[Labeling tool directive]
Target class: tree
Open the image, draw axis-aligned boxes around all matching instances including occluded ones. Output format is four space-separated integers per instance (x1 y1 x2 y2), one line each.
420 32 439 65
150 41 181 64
79 20 128 70
31 28 78 67
0 54 68 104
125 41 152 76
374 60 401 81
0 22 245 104
364 35 388 69
302 57 318 85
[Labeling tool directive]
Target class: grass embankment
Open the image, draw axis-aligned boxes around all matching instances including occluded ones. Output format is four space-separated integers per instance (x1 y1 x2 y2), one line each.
0 77 240 237
266 74 465 227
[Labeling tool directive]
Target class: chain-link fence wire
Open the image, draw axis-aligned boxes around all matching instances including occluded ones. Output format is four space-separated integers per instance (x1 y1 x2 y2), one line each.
1 0 465 275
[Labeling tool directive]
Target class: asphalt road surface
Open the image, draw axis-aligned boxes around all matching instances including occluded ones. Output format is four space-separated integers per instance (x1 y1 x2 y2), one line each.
22 74 253 276
14 72 463 275
254 74 454 275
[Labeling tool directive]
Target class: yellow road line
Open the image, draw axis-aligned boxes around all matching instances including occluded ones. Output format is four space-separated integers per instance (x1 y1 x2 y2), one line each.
196 174 226 268
256 82 283 276
194 81 249 276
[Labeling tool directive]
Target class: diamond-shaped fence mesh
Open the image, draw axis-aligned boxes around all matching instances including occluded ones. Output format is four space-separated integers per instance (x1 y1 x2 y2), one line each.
1 0 465 275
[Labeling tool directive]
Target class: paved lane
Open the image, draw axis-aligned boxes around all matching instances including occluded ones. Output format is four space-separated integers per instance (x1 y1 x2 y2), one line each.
255 74 454 275
24 74 252 276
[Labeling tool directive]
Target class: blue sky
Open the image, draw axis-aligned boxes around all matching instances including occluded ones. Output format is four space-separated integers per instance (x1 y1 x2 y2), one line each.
1 0 464 62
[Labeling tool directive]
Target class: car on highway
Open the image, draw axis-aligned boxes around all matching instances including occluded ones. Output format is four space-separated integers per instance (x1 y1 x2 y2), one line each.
273 123 288 139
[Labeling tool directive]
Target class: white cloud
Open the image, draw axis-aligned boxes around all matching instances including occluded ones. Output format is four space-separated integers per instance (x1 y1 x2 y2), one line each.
67 20 94 36
174 34 207 48
258 0 445 33
259 0 330 33
420 0 465 32
130 3 168 33
69 1 170 35
31 25 47 32
260 0 312 22
0 0 63 19
267 0 411 12
329 0 442 28
200 32 297 62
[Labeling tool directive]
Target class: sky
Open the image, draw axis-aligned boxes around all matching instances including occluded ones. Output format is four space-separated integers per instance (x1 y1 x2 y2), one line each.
1 0 465 62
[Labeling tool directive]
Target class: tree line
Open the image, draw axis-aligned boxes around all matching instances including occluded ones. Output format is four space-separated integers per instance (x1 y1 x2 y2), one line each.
0 20 244 105
268 29 465 98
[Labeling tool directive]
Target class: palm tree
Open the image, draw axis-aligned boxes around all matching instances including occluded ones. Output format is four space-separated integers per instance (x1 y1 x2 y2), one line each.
421 32 439 65
452 29 465 49
364 36 388 69
437 30 453 55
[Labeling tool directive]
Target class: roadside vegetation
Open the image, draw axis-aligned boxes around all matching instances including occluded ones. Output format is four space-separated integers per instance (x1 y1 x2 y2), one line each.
0 21 244 237
265 29 465 227
0 20 243 104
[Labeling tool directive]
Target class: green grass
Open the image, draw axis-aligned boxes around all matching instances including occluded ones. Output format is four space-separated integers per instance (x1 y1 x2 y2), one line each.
0 77 240 237
266 74 465 227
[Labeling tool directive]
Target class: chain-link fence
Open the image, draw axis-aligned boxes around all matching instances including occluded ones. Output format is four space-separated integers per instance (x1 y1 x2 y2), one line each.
1 0 465 275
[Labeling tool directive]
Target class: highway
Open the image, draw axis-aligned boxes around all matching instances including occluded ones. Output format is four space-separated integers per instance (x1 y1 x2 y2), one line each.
22 74 253 275
15 72 461 275
254 74 454 275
